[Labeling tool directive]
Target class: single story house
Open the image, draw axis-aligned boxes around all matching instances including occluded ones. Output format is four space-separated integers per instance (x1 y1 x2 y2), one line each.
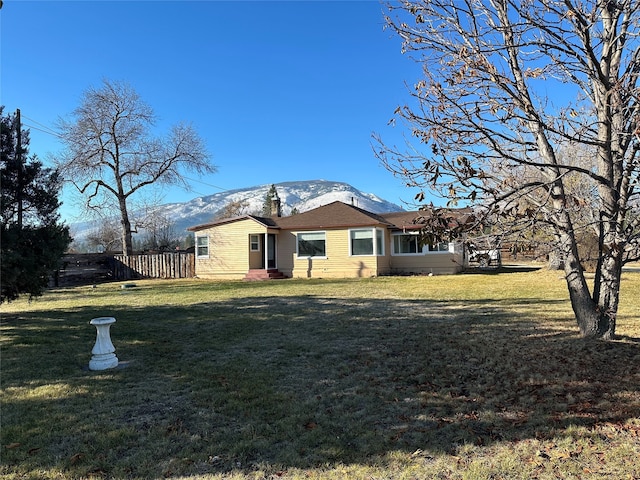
187 200 472 280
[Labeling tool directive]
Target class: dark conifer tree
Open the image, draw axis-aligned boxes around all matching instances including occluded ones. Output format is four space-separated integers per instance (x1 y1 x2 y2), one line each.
1 107 72 302
261 184 280 217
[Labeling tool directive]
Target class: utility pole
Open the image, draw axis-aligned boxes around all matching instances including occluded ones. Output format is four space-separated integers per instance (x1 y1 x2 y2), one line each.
16 108 24 229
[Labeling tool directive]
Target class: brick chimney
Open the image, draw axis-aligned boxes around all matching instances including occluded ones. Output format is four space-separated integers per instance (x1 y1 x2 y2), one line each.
271 191 282 217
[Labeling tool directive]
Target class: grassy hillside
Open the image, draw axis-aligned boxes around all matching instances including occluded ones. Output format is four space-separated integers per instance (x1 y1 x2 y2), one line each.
2 270 639 479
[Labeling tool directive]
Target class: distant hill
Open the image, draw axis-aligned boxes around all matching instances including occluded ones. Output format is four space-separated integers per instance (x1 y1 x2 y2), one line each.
69 180 405 244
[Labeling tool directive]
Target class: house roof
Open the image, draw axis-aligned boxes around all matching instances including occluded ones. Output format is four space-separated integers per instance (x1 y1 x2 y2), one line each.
380 208 475 231
270 201 393 230
187 214 278 232
379 211 426 231
187 201 474 233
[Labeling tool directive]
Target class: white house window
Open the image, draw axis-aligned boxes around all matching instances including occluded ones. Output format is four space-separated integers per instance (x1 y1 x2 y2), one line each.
376 229 384 256
196 235 209 258
392 234 454 255
350 228 384 256
392 233 420 254
250 234 260 252
427 242 452 252
297 231 326 257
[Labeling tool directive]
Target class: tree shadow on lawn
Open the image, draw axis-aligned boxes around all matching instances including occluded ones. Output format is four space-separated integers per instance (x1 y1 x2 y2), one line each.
2 294 639 477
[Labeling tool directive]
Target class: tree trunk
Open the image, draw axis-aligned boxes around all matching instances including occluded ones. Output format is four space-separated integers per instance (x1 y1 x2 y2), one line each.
544 155 619 339
592 244 622 340
119 197 134 256
562 241 599 338
594 267 619 340
562 235 618 339
547 249 564 270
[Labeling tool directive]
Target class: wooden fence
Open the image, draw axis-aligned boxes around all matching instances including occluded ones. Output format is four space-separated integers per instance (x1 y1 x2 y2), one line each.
112 253 195 280
52 253 115 287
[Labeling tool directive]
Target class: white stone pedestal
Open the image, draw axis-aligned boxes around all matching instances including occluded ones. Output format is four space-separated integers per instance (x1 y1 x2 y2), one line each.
89 317 119 370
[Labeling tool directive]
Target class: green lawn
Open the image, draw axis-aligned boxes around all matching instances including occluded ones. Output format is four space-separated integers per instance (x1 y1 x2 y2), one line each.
1 269 639 479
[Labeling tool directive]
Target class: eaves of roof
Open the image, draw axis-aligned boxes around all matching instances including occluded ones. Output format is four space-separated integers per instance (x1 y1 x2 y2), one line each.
187 214 279 232
187 201 474 233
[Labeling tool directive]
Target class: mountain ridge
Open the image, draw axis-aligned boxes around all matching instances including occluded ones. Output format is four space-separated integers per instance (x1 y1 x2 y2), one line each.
70 180 406 244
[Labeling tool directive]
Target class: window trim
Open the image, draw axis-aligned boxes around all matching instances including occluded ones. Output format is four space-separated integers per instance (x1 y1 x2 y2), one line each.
391 232 422 256
249 234 260 252
296 231 327 259
391 232 455 255
195 235 209 258
349 227 385 257
427 242 454 253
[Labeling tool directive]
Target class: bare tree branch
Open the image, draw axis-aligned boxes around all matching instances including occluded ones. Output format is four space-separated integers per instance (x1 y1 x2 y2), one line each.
55 79 216 255
377 0 640 339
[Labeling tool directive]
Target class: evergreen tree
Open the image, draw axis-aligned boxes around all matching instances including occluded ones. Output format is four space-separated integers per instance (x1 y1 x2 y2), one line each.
1 107 72 302
262 184 279 216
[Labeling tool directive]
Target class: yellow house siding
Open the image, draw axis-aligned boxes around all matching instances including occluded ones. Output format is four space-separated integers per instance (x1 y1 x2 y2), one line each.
389 252 464 275
191 212 466 279
283 228 390 278
376 229 392 275
275 232 296 276
194 219 268 279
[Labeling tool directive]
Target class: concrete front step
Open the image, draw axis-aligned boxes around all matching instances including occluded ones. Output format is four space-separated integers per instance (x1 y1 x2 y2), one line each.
244 269 287 280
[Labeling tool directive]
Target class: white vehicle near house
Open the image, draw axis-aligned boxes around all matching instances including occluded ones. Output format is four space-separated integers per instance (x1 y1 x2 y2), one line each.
468 248 502 268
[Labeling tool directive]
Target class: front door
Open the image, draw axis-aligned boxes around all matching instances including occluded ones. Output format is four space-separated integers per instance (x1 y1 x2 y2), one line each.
267 233 276 269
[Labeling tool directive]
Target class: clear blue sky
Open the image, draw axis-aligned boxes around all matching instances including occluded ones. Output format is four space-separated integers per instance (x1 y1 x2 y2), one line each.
1 0 427 221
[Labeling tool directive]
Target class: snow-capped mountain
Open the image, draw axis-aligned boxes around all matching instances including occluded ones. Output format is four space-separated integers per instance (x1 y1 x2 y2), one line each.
165 179 404 231
70 180 405 243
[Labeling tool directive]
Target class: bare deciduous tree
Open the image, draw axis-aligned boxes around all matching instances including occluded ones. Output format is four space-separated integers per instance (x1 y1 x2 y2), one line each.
376 0 640 339
86 221 122 253
136 207 180 252
215 199 252 220
56 79 215 255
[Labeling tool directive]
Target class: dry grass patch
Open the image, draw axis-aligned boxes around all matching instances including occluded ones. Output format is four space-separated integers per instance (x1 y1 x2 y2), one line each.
1 269 639 479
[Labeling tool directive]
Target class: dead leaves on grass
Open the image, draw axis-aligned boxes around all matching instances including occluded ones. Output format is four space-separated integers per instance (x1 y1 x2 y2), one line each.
304 420 318 430
533 445 583 462
14 447 87 466
525 421 640 478
3 443 40 456
69 452 85 464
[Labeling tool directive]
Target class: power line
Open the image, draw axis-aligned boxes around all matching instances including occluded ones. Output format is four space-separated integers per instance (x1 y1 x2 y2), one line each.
21 115 64 140
23 122 64 139
180 175 228 192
